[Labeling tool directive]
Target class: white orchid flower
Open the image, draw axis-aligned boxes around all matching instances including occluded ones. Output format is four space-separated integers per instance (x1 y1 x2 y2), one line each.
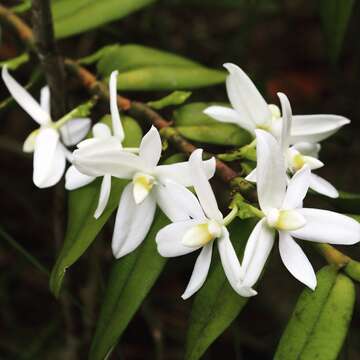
238 130 360 295
2 66 91 188
156 149 254 299
73 127 216 259
65 70 136 219
204 63 349 143
246 93 339 198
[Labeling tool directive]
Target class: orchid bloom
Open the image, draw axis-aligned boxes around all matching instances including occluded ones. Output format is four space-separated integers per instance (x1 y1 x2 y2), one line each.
2 66 91 188
156 149 254 299
238 130 360 295
65 70 136 219
73 127 216 259
246 92 339 198
204 63 349 143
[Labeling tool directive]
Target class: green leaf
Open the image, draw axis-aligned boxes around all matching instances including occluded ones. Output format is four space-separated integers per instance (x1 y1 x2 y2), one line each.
147 91 192 109
319 0 355 63
174 102 252 146
185 218 256 360
53 0 156 38
49 116 142 297
274 265 355 360
0 53 29 70
89 211 169 360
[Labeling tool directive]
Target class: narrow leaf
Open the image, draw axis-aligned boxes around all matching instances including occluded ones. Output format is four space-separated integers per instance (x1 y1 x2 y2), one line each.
185 218 256 360
89 211 169 360
148 91 192 109
274 265 355 359
49 117 142 297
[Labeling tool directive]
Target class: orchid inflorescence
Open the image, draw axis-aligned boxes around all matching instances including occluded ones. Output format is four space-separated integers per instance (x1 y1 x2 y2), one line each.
3 63 360 299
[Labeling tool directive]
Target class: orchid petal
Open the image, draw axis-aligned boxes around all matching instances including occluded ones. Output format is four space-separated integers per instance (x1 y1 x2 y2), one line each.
60 118 91 146
155 181 205 222
182 242 213 299
241 219 275 288
203 105 255 134
65 165 95 190
278 92 292 153
283 166 310 209
92 123 112 139
255 129 287 211
155 157 215 187
224 63 271 126
290 115 350 144
279 231 317 290
309 173 339 198
40 86 50 114
2 67 51 125
291 208 360 245
293 142 321 158
155 219 203 257
189 149 222 221
94 174 112 219
33 128 65 188
109 70 125 140
112 183 156 258
245 168 257 182
139 126 162 169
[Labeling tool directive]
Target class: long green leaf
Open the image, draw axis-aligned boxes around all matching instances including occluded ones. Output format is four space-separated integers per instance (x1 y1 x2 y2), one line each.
53 0 156 38
174 102 252 146
319 0 355 63
185 218 256 360
49 116 142 297
89 211 169 360
274 265 355 359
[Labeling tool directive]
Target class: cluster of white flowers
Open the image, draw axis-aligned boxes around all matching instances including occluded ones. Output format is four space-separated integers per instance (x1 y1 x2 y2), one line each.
3 63 360 299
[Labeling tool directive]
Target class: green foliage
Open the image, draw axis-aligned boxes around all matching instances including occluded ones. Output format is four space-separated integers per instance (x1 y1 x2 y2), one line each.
0 53 29 70
174 102 252 146
148 91 192 109
89 211 169 360
275 266 355 360
49 116 142 297
318 0 355 63
85 44 226 91
328 190 360 214
53 0 156 38
185 218 256 360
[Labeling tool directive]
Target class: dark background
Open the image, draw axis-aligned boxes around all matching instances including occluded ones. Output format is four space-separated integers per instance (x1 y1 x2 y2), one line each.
0 1 359 359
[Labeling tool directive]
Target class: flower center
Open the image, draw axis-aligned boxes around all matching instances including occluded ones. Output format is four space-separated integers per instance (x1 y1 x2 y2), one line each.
132 172 155 204
182 220 223 248
265 207 306 231
287 148 323 173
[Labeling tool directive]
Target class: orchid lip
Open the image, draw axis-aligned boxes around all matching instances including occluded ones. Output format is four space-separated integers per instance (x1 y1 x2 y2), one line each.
182 220 223 248
132 172 156 204
265 207 306 231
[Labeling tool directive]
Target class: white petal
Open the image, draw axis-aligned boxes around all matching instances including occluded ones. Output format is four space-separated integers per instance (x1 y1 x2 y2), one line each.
112 183 156 258
241 219 275 288
245 168 257 182
155 181 205 222
182 243 213 299
290 115 350 144
92 123 112 139
155 219 203 257
309 173 339 198
155 157 216 187
255 130 287 211
23 130 38 153
218 227 244 292
303 156 323 170
279 231 316 290
73 144 143 178
291 208 360 245
139 126 162 169
278 92 292 152
33 128 65 188
2 67 51 125
60 118 91 146
189 149 222 221
282 166 310 209
224 63 271 126
109 70 125 141
94 174 112 219
203 105 255 134
293 142 321 158
65 165 95 190
40 86 50 114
